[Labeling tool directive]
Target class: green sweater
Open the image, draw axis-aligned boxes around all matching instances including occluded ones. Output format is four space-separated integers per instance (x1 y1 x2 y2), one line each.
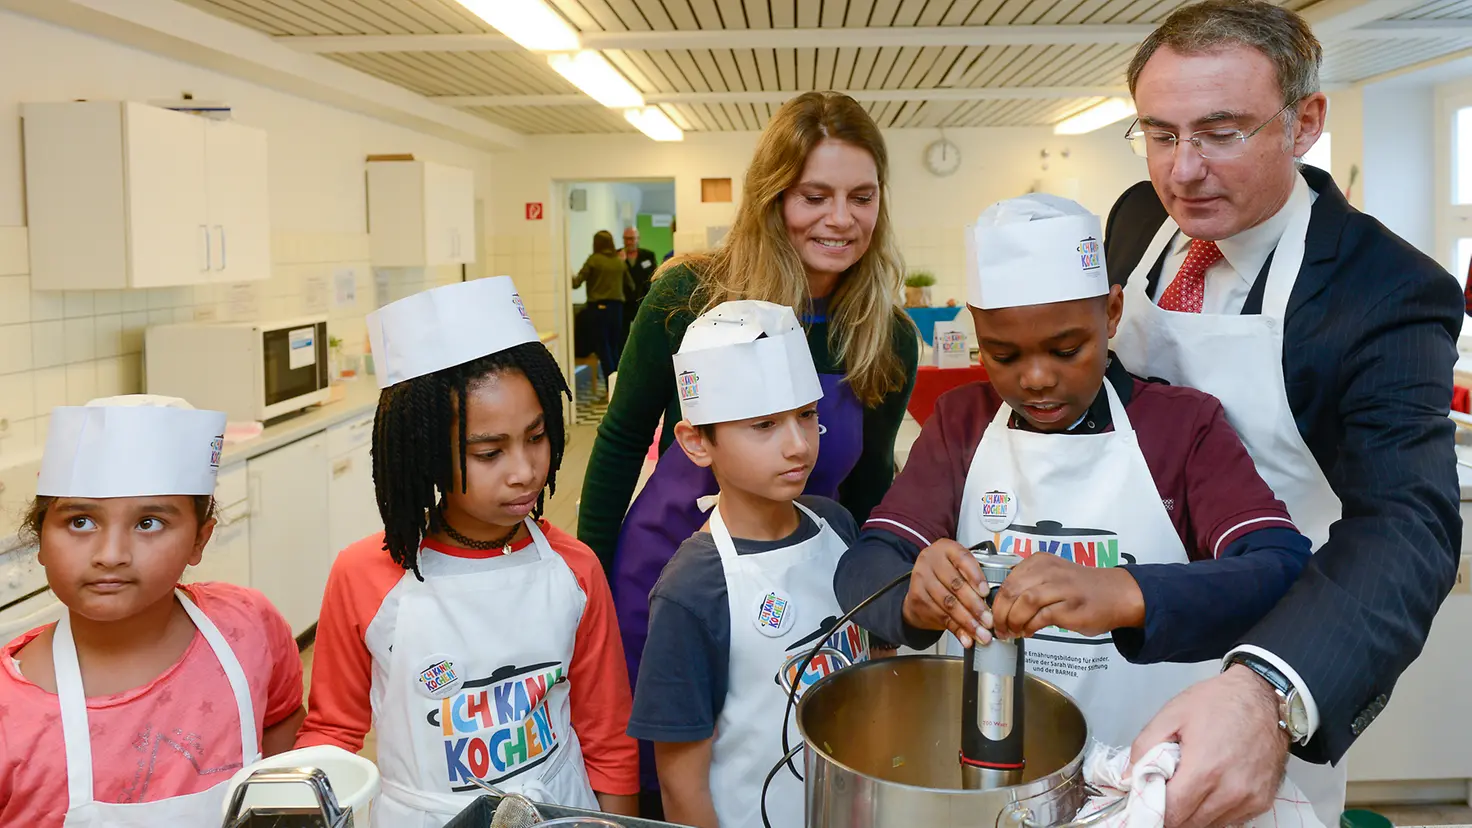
574 251 636 303
576 263 920 569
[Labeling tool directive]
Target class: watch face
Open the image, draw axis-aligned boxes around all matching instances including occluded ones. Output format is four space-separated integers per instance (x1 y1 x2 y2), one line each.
1287 691 1310 737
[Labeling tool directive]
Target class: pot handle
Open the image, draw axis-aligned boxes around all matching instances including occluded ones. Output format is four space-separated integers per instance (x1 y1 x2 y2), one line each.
1003 787 1129 828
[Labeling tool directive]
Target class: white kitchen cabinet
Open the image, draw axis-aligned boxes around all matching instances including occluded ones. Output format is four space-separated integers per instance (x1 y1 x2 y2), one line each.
248 434 330 637
327 413 380 554
187 464 252 588
22 101 271 289
367 160 476 267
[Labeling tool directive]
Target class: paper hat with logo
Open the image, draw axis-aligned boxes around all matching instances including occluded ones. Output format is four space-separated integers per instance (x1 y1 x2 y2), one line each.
37 395 227 498
672 300 822 426
367 275 539 389
965 193 1108 310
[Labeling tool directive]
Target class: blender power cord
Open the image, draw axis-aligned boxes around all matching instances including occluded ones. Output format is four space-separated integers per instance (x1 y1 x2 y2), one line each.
761 569 913 828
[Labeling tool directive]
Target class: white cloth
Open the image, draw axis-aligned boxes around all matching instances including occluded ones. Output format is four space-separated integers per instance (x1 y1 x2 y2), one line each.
371 519 597 828
1081 742 1324 828
367 275 539 389
672 300 822 426
1112 170 1346 827
947 383 1217 749
57 590 259 827
1155 177 1315 316
707 502 868 828
39 395 226 498
966 193 1108 310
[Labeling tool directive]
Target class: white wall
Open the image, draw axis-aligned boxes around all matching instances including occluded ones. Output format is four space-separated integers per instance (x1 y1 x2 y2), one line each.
0 10 498 459
487 125 1148 368
1362 82 1437 256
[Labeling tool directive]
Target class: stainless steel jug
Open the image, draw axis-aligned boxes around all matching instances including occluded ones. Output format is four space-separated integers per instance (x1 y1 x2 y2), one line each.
797 654 1121 828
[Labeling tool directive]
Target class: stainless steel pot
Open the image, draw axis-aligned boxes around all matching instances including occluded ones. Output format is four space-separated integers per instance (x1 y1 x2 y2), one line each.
797 654 1120 828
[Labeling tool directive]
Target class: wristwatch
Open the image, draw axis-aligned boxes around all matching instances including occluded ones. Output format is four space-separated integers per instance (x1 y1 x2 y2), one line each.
1227 652 1312 745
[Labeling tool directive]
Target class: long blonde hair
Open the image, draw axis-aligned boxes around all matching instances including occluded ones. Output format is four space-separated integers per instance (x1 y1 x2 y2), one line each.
664 92 910 406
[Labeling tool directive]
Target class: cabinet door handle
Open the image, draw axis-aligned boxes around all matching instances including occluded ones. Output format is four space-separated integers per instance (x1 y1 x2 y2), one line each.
215 226 226 271
201 225 212 271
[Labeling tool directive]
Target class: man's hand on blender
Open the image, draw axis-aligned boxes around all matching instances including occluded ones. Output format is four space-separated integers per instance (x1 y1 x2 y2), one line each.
901 539 994 648
988 554 1147 639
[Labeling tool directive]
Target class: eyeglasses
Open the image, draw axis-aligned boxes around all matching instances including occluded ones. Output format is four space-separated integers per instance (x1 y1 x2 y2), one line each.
1125 101 1297 160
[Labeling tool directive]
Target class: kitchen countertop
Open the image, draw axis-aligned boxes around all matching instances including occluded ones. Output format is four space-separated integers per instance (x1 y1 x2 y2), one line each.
0 380 382 556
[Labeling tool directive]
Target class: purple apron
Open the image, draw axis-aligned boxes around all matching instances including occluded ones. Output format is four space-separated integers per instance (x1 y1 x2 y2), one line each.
611 370 864 790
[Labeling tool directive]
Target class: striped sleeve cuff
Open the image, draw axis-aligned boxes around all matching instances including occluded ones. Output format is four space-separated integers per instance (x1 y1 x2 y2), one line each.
1213 515 1299 558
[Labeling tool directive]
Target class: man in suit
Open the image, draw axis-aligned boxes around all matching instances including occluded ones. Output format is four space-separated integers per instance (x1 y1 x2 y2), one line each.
1104 2 1463 826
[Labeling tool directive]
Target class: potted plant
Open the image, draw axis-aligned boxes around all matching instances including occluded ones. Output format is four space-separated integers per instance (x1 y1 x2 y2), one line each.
905 271 937 307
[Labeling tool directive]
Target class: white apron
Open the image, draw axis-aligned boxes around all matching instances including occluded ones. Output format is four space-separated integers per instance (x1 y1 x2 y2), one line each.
1111 174 1347 827
372 518 598 828
708 502 869 828
954 382 1218 750
56 588 260 827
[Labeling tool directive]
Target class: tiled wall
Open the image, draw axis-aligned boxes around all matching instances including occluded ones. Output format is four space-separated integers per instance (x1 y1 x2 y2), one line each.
0 226 459 460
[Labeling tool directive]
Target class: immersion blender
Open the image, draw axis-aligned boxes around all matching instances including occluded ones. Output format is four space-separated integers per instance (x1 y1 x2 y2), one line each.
960 543 1027 789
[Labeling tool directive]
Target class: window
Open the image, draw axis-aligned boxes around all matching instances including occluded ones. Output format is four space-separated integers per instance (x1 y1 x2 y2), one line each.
1457 107 1472 205
1301 132 1332 171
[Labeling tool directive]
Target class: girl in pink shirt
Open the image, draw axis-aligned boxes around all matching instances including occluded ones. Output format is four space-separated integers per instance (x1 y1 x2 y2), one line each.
0 396 305 827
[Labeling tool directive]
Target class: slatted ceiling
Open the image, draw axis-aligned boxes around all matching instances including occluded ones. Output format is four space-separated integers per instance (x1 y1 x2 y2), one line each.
1395 0 1472 17
1325 36 1472 80
468 104 637 133
744 0 773 27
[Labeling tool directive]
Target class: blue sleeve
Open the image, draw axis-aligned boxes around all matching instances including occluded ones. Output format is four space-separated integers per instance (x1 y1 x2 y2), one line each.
835 527 944 651
627 595 728 743
1113 527 1312 664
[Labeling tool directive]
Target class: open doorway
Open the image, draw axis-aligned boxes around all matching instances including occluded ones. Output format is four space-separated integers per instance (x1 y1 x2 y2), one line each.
563 178 676 425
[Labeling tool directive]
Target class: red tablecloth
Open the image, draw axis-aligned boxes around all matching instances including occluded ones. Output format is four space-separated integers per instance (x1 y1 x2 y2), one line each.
907 364 990 426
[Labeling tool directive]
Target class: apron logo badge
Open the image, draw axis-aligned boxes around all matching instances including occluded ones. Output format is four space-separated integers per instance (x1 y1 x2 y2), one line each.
416 655 464 699
979 489 1016 532
755 590 793 637
1078 237 1102 272
678 370 700 402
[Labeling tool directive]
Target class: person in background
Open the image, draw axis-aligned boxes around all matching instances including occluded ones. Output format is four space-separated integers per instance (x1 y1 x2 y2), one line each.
630 300 872 828
621 226 660 351
837 194 1312 763
662 218 678 263
1105 1 1462 824
297 277 638 827
577 91 917 816
0 395 305 826
574 230 637 397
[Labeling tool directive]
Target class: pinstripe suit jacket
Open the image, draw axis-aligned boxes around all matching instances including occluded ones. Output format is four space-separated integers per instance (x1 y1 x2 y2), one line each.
1102 165 1464 764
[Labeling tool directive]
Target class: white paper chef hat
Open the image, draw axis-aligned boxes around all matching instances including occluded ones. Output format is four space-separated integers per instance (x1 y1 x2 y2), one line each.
965 193 1108 310
37 395 227 498
367 275 539 389
672 300 823 426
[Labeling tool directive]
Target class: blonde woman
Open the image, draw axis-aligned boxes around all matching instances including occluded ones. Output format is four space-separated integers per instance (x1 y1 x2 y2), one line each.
575 91 917 815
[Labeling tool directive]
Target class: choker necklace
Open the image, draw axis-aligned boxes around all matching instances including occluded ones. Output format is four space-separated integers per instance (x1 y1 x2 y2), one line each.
440 517 521 551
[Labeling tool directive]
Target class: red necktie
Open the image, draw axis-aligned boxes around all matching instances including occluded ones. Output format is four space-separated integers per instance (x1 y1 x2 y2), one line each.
1156 239 1223 314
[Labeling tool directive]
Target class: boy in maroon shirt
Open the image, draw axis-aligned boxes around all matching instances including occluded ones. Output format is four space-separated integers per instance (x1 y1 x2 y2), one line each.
835 194 1312 750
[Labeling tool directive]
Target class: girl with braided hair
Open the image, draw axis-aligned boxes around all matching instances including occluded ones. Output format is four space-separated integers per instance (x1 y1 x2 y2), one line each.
296 277 639 828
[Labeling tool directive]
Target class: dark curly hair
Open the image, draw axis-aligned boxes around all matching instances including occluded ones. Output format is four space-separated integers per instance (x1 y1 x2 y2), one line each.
372 341 570 580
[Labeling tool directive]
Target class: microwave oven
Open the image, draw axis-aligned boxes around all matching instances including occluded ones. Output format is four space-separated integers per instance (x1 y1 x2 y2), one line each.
145 317 331 422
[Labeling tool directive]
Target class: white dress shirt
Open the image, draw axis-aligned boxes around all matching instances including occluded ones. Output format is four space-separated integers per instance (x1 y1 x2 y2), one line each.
1156 175 1317 314
1152 173 1325 741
